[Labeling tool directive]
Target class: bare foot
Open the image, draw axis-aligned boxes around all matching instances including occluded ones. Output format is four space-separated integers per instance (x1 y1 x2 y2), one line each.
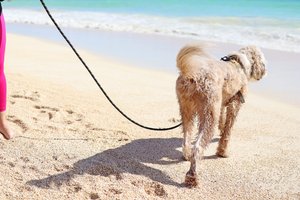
0 112 15 140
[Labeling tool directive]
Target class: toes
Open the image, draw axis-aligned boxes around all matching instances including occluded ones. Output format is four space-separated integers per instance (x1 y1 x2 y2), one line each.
0 131 9 140
0 130 13 140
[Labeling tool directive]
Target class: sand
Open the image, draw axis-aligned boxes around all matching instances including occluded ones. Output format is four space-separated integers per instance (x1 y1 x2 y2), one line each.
0 33 299 200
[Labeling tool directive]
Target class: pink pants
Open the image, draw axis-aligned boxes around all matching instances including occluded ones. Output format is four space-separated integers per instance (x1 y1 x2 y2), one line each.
0 14 6 112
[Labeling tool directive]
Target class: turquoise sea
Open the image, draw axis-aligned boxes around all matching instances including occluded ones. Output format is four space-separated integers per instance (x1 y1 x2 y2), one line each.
3 0 300 52
5 0 300 19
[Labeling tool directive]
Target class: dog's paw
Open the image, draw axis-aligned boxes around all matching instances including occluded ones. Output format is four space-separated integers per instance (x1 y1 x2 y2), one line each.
185 170 198 188
216 150 229 158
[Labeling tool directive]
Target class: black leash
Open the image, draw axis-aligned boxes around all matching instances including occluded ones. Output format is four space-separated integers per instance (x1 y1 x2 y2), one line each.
39 0 181 131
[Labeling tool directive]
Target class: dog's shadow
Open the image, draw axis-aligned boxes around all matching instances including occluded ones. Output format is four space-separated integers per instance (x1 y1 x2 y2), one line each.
27 137 187 188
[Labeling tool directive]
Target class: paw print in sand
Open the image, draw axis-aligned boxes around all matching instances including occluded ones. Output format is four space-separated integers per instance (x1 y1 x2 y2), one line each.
7 115 29 133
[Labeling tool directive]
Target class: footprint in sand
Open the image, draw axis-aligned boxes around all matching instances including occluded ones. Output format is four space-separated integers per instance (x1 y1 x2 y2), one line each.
131 180 167 197
33 106 85 132
7 115 29 133
144 182 167 197
34 105 59 120
62 109 84 126
66 109 83 121
108 188 122 195
34 105 59 112
11 91 40 102
90 193 99 199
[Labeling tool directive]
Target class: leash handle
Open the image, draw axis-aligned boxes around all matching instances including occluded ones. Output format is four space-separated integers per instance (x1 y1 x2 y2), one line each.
39 0 182 131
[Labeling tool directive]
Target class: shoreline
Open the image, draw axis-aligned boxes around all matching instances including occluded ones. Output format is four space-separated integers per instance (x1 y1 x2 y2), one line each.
4 5 300 53
6 23 300 107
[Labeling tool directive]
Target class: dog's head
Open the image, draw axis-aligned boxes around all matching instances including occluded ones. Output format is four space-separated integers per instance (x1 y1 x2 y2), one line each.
227 46 267 81
238 46 267 81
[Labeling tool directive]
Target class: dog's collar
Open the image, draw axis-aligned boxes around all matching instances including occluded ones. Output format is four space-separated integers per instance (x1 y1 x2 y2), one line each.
221 55 248 76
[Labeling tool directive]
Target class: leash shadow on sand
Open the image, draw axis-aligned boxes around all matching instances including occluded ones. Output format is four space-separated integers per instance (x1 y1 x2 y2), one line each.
27 137 188 188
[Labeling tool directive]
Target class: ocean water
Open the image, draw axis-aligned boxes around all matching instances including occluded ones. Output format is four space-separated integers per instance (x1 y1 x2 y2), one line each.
3 0 300 52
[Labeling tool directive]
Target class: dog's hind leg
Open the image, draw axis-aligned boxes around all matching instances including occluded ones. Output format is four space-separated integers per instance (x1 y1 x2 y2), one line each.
185 102 220 187
216 95 242 158
179 102 195 161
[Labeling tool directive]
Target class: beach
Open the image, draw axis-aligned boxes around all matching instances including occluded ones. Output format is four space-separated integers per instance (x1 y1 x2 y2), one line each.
1 0 300 199
0 31 299 199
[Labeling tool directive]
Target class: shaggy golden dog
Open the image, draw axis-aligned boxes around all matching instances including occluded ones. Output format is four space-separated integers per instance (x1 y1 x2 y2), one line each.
176 45 266 187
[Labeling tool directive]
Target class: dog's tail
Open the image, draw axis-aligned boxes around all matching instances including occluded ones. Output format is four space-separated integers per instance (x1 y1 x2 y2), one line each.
176 45 208 78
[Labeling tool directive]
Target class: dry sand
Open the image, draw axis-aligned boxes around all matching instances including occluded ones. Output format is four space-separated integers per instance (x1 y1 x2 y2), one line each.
0 33 299 199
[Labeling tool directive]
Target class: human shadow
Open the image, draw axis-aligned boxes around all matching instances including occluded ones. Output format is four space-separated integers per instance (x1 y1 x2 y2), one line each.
27 137 185 188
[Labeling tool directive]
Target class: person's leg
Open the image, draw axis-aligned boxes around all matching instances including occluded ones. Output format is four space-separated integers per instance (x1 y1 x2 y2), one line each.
0 112 14 140
0 13 6 112
0 13 14 140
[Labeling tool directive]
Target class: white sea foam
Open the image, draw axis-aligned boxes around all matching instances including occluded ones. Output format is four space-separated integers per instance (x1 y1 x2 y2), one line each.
5 8 300 53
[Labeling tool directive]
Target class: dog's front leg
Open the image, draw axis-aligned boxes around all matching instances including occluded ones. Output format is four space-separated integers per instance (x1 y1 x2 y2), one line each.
216 95 242 158
218 105 226 135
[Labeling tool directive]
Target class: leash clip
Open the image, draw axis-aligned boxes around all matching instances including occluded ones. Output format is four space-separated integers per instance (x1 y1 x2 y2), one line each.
221 56 231 62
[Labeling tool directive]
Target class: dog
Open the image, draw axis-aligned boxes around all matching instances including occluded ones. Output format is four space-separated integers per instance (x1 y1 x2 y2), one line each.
176 44 266 187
